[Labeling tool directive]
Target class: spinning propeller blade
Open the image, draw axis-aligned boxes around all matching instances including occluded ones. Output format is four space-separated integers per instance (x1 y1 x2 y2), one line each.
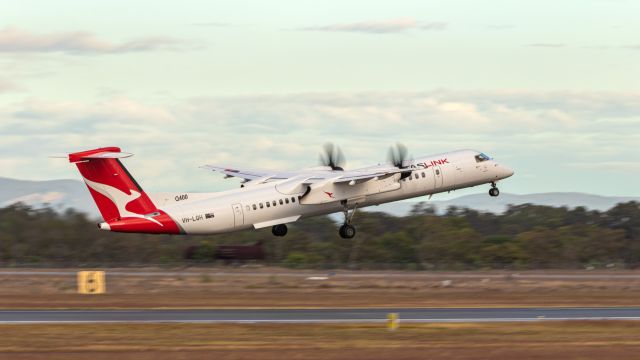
319 142 345 171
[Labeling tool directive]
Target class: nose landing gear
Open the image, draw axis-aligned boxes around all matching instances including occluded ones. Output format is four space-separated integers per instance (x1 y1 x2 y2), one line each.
339 201 358 239
489 182 500 197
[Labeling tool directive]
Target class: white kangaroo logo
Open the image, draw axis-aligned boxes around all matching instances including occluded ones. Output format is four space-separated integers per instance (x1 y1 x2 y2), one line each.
83 178 162 226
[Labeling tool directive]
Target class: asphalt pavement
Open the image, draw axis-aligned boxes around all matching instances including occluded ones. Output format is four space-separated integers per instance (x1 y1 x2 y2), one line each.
2 307 640 324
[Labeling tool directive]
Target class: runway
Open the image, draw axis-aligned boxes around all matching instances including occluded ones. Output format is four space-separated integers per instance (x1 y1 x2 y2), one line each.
2 307 640 324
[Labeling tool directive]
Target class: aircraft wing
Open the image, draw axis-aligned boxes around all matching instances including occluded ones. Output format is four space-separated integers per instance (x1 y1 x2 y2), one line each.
331 166 404 184
202 163 403 182
201 164 409 202
201 164 341 182
293 165 408 204
202 163 410 203
200 165 283 181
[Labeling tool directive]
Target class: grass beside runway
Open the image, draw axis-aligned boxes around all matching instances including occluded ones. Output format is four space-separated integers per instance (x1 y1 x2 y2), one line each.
2 321 640 359
4 269 640 309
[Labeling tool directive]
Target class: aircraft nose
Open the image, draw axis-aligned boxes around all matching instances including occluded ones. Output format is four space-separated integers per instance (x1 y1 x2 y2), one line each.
503 165 514 178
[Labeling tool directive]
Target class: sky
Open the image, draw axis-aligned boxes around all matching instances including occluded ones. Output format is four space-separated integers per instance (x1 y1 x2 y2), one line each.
0 0 638 198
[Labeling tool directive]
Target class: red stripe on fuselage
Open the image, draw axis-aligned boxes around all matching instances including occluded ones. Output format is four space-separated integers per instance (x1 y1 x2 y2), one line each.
106 210 182 234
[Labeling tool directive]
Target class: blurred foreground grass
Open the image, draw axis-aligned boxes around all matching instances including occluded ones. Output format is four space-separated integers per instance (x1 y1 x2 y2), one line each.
4 269 640 308
2 321 640 359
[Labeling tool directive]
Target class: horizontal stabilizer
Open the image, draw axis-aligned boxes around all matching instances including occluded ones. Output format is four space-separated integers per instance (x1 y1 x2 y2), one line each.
68 147 133 163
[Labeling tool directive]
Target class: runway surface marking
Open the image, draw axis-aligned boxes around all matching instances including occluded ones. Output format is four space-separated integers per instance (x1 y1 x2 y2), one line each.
2 308 640 324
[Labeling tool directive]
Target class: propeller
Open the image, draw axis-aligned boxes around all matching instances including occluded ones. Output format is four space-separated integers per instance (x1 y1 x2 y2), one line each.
388 142 412 180
319 142 345 171
388 143 408 168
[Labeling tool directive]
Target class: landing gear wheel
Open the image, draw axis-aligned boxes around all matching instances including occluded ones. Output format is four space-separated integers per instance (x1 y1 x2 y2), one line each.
271 224 288 237
489 187 500 197
339 224 356 239
339 200 359 239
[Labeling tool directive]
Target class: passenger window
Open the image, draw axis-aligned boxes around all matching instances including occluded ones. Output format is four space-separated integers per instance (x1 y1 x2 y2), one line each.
291 197 296 203
272 200 277 206
285 198 290 204
266 202 270 208
436 169 440 175
252 204 257 210
421 172 425 178
259 203 263 209
414 173 418 179
279 199 283 205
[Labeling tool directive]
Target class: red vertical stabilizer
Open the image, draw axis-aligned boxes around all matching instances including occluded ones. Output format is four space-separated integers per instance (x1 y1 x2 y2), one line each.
68 147 181 234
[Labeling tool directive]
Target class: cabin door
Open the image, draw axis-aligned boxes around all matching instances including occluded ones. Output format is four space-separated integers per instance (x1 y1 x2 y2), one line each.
232 203 244 227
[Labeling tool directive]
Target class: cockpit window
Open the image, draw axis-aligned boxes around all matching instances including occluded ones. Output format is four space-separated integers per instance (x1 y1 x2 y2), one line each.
474 153 491 163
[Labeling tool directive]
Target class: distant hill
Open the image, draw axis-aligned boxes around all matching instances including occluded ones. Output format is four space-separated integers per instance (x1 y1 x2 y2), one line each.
0 177 97 217
370 192 640 217
1 177 638 219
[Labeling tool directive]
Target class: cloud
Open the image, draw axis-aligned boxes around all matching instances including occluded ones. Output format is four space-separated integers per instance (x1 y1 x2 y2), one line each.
181 91 640 140
300 18 446 34
0 77 19 93
3 97 176 137
6 91 640 139
569 161 640 171
529 43 566 48
2 90 639 194
484 24 516 30
0 27 186 54
190 22 229 27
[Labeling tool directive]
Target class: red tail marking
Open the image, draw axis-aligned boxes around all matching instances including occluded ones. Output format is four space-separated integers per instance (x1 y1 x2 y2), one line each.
69 147 180 234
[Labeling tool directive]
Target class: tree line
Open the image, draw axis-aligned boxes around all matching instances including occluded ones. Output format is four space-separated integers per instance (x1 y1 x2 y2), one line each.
0 201 639 269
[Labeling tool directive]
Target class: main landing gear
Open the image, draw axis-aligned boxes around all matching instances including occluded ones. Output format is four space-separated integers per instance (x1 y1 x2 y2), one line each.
272 224 288 237
489 182 500 197
339 201 358 239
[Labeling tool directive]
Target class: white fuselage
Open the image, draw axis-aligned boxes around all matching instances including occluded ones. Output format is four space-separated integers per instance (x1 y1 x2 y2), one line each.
150 150 513 235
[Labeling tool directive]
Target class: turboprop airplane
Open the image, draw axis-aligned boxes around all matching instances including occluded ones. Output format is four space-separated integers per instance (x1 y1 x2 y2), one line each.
68 143 513 238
